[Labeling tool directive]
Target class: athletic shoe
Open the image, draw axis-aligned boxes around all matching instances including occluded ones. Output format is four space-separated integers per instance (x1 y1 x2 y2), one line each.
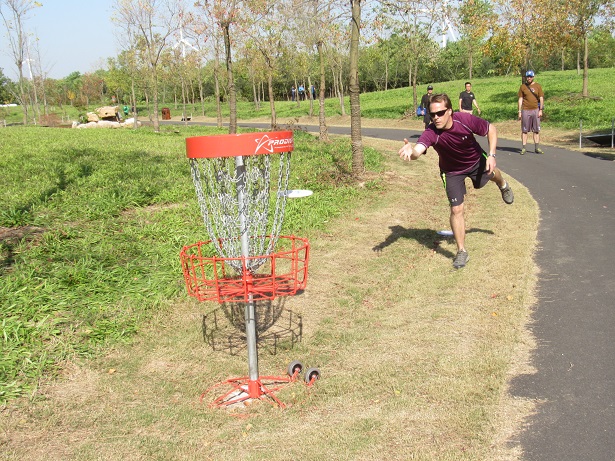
535 147 544 154
500 184 514 204
520 148 526 155
453 250 469 269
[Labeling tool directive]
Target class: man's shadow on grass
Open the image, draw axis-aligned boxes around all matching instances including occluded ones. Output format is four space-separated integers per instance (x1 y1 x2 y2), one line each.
372 225 494 260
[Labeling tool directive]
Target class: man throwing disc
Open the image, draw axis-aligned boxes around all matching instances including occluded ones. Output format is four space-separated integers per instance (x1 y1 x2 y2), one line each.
398 93 514 269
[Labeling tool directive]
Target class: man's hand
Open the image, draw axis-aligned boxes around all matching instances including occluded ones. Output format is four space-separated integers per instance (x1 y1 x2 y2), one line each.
486 155 496 175
398 138 413 161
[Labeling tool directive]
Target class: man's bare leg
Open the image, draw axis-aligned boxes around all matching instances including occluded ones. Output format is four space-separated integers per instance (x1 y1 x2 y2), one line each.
490 167 506 188
450 203 470 268
490 168 514 204
450 204 465 252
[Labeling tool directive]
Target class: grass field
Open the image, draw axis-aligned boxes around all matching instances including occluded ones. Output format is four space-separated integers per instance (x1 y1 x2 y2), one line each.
2 68 614 131
0 69 572 459
0 124 538 459
0 126 383 403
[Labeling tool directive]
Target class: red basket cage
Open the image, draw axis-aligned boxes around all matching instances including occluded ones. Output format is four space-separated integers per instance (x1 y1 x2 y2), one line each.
180 235 309 304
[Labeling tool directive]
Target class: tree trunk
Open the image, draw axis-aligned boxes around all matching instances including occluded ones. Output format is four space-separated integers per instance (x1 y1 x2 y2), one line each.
412 61 418 111
214 46 223 129
182 76 188 126
338 67 346 116
41 77 49 117
409 63 416 112
145 91 151 121
131 77 138 130
252 75 259 110
577 48 580 75
268 69 276 129
17 74 29 125
30 76 40 123
261 81 265 104
385 61 388 91
150 65 160 132
582 33 589 97
308 75 314 117
349 0 364 177
199 70 205 117
222 22 237 134
317 40 329 142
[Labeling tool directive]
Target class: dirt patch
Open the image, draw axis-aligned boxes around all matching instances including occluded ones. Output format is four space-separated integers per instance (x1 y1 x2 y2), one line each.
0 226 45 244
1 226 45 270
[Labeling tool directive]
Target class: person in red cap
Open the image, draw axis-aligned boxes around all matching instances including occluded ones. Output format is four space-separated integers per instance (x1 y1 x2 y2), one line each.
518 70 544 155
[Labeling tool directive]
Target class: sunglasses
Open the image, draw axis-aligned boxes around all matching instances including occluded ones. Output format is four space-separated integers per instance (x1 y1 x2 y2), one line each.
429 109 448 118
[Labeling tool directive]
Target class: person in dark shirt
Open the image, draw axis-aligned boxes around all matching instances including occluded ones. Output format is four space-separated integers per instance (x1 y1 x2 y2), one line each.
398 93 514 269
419 85 434 129
459 82 481 115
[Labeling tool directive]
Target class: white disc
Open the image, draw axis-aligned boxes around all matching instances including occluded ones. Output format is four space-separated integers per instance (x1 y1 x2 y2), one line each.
279 189 313 198
437 230 454 237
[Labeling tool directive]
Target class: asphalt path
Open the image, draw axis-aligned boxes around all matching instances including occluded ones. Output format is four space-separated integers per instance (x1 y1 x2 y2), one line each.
170 120 615 460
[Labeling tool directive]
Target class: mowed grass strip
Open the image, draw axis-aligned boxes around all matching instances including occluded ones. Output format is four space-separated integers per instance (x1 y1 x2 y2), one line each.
1 132 538 460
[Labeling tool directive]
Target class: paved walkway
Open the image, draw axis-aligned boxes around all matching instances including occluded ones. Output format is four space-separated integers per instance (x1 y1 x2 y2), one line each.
175 120 615 459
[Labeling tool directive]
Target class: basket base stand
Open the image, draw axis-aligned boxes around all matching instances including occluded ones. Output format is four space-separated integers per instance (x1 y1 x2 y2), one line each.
201 297 298 409
202 374 299 409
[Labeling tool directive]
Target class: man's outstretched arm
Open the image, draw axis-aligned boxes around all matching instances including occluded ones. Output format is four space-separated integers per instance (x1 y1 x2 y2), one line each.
399 139 427 161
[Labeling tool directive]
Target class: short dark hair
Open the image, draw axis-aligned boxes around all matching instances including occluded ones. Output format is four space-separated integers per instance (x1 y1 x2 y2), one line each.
465 82 471 86
429 93 453 111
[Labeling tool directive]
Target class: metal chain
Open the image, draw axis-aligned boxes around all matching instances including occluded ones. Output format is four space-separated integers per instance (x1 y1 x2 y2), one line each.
189 152 291 274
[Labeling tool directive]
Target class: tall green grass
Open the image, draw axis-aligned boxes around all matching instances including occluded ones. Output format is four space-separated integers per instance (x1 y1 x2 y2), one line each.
0 126 383 402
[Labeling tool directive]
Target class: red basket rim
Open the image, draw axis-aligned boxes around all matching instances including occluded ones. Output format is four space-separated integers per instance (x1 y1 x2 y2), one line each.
185 131 294 159
180 235 309 303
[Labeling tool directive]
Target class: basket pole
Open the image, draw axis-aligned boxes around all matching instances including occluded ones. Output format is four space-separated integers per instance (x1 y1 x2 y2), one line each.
235 155 260 384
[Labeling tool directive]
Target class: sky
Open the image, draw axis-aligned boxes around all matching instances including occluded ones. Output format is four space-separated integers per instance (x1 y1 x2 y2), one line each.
0 1 119 80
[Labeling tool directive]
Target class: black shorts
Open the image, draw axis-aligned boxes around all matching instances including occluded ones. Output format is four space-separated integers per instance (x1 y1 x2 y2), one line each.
440 156 494 206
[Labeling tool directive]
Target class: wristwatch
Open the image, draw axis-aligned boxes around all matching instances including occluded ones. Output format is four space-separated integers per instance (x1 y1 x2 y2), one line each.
488 153 496 158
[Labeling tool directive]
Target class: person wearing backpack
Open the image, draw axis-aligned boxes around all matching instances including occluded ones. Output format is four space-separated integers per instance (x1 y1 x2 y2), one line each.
398 93 514 269
518 70 544 155
419 85 434 129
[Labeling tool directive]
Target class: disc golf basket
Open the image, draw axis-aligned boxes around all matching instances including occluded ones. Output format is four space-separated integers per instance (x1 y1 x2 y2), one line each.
180 131 320 409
